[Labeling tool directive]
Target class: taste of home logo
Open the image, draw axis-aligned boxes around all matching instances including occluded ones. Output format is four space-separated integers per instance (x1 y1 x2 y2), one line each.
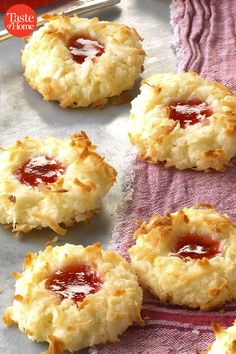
4 4 37 37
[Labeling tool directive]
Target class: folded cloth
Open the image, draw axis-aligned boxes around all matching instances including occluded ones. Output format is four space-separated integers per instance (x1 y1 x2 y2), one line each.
90 0 236 353
172 0 236 89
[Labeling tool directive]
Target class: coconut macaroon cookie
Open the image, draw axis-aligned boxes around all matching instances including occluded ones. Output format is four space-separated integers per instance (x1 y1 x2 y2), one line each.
129 204 236 311
0 132 116 235
22 14 146 108
205 322 236 354
3 243 143 353
129 72 236 171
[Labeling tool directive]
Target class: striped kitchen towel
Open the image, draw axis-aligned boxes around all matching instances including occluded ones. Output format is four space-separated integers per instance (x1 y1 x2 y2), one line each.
91 0 236 353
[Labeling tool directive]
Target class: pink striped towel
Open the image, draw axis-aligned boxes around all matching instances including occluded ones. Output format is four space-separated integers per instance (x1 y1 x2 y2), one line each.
91 0 236 353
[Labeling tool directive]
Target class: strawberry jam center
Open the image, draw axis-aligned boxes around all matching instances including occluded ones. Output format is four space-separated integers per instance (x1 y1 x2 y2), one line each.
172 234 220 260
69 36 105 64
169 99 212 128
16 155 65 187
45 264 103 302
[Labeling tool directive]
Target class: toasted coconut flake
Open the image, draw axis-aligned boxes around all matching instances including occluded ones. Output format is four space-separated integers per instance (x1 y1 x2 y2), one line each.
74 178 91 192
32 212 67 235
2 307 13 326
12 272 21 280
43 335 65 354
8 195 16 203
5 243 142 352
112 94 133 105
129 72 236 171
0 133 116 235
22 15 145 108
129 205 236 311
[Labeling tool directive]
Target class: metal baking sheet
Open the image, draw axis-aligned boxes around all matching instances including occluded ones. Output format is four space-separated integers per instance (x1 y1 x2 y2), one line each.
0 1 176 353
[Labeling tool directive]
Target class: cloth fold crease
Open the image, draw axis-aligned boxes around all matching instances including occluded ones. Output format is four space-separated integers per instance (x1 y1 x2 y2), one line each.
90 0 236 353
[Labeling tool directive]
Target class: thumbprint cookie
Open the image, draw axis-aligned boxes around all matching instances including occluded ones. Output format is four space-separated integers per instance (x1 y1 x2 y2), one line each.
0 132 116 235
129 204 236 311
22 14 146 108
3 243 143 353
129 72 236 171
206 323 236 353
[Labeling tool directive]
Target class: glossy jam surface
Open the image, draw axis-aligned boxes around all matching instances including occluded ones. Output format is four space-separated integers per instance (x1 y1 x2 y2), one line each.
16 155 65 187
169 99 212 128
45 264 103 302
69 36 105 64
172 234 220 260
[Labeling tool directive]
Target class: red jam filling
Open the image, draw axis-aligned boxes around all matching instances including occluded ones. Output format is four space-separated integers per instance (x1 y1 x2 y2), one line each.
172 234 220 260
45 264 103 302
69 36 105 64
16 155 65 187
169 99 212 128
